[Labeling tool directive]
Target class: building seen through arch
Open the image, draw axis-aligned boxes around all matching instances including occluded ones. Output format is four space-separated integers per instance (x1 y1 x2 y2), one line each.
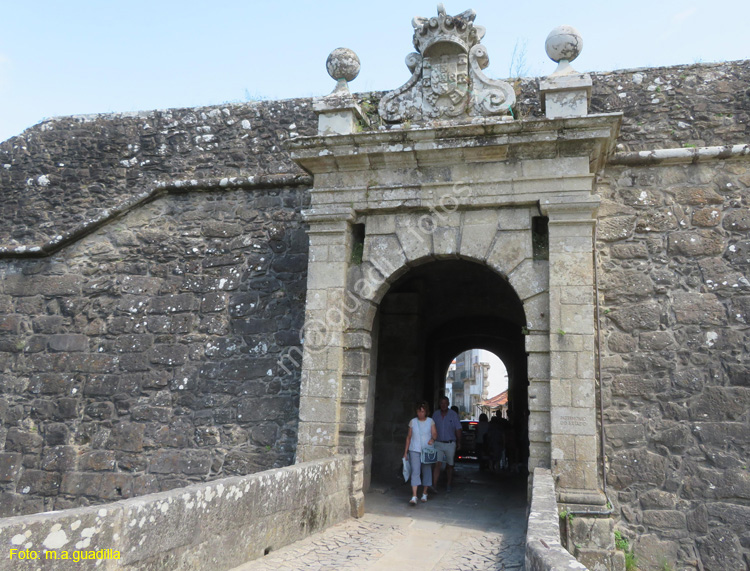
445 348 508 420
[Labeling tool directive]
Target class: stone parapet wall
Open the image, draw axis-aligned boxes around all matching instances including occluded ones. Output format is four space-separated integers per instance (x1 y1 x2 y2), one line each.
0 185 310 516
597 157 750 570
0 456 352 570
525 468 588 571
0 99 317 250
515 60 750 149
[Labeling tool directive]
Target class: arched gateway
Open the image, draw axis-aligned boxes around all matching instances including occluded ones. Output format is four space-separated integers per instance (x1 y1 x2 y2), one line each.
287 6 621 569
370 259 529 484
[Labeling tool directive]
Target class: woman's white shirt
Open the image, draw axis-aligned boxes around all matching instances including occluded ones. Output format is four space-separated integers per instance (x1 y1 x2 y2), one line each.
408 417 434 453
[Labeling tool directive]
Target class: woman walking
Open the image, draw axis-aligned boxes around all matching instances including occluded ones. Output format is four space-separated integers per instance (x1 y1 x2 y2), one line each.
403 401 438 505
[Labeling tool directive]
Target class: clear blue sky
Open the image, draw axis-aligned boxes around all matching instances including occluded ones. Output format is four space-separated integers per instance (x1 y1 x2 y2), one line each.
1 1 747 141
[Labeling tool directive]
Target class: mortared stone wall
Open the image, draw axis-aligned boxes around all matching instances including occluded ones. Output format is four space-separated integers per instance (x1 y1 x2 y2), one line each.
0 59 749 570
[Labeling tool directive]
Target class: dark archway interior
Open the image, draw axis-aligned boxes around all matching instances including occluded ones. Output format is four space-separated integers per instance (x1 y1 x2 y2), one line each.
370 259 529 482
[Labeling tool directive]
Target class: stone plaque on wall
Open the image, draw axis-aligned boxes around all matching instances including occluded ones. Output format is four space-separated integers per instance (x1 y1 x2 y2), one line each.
552 407 596 435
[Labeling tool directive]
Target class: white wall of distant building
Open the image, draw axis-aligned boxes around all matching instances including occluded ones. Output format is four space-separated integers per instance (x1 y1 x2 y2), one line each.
480 350 508 398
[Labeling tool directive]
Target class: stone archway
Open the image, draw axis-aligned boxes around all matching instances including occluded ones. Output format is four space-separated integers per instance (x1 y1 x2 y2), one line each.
288 97 620 518
368 258 528 484
292 199 557 515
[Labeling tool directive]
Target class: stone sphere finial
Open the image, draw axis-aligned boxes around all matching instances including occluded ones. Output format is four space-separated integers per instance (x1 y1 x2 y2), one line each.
545 26 582 64
326 48 361 82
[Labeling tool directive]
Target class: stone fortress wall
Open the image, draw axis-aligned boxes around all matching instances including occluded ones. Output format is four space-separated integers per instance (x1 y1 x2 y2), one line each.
591 62 750 570
0 100 317 515
1 59 749 569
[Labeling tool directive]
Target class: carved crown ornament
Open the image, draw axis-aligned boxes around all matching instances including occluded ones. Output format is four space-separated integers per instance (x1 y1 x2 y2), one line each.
378 4 516 123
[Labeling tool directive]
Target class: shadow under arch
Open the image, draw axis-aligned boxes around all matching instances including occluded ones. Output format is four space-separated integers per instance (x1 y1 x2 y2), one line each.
368 257 528 484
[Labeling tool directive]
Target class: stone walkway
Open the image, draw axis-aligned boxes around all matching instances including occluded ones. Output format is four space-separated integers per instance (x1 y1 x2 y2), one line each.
233 463 527 571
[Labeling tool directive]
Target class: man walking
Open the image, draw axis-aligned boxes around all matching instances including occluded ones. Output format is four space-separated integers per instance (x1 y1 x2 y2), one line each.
432 396 462 492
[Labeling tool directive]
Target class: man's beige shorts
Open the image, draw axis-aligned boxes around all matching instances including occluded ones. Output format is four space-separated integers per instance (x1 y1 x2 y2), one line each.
434 441 456 466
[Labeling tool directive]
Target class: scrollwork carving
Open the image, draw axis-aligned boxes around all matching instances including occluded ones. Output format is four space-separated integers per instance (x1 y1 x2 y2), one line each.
378 53 424 122
469 45 516 116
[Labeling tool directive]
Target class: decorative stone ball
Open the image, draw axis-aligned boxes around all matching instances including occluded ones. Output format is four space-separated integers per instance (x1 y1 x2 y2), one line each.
326 48 361 82
545 26 583 63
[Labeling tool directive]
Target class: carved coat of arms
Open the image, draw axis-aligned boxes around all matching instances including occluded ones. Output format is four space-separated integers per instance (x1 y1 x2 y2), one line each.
379 5 515 123
423 55 469 117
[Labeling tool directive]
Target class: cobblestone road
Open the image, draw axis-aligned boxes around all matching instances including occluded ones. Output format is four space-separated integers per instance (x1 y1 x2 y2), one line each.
234 464 527 571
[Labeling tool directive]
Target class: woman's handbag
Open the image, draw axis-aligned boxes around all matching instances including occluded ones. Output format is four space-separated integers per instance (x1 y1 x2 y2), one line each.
421 446 439 464
417 419 439 463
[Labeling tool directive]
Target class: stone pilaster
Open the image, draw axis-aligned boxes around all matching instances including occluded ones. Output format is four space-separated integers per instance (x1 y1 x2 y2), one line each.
526 331 551 474
295 206 355 464
543 196 606 507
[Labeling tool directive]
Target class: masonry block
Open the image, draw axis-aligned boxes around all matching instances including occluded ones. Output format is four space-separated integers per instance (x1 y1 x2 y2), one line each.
486 230 530 278
508 258 549 300
395 214 433 263
431 226 459 258
363 234 406 280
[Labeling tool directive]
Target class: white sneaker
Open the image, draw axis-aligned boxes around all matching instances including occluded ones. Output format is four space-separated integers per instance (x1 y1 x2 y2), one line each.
420 494 428 502
409 496 417 505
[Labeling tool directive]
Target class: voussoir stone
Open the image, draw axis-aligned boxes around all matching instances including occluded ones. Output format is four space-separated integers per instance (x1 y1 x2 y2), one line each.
0 50 748 571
